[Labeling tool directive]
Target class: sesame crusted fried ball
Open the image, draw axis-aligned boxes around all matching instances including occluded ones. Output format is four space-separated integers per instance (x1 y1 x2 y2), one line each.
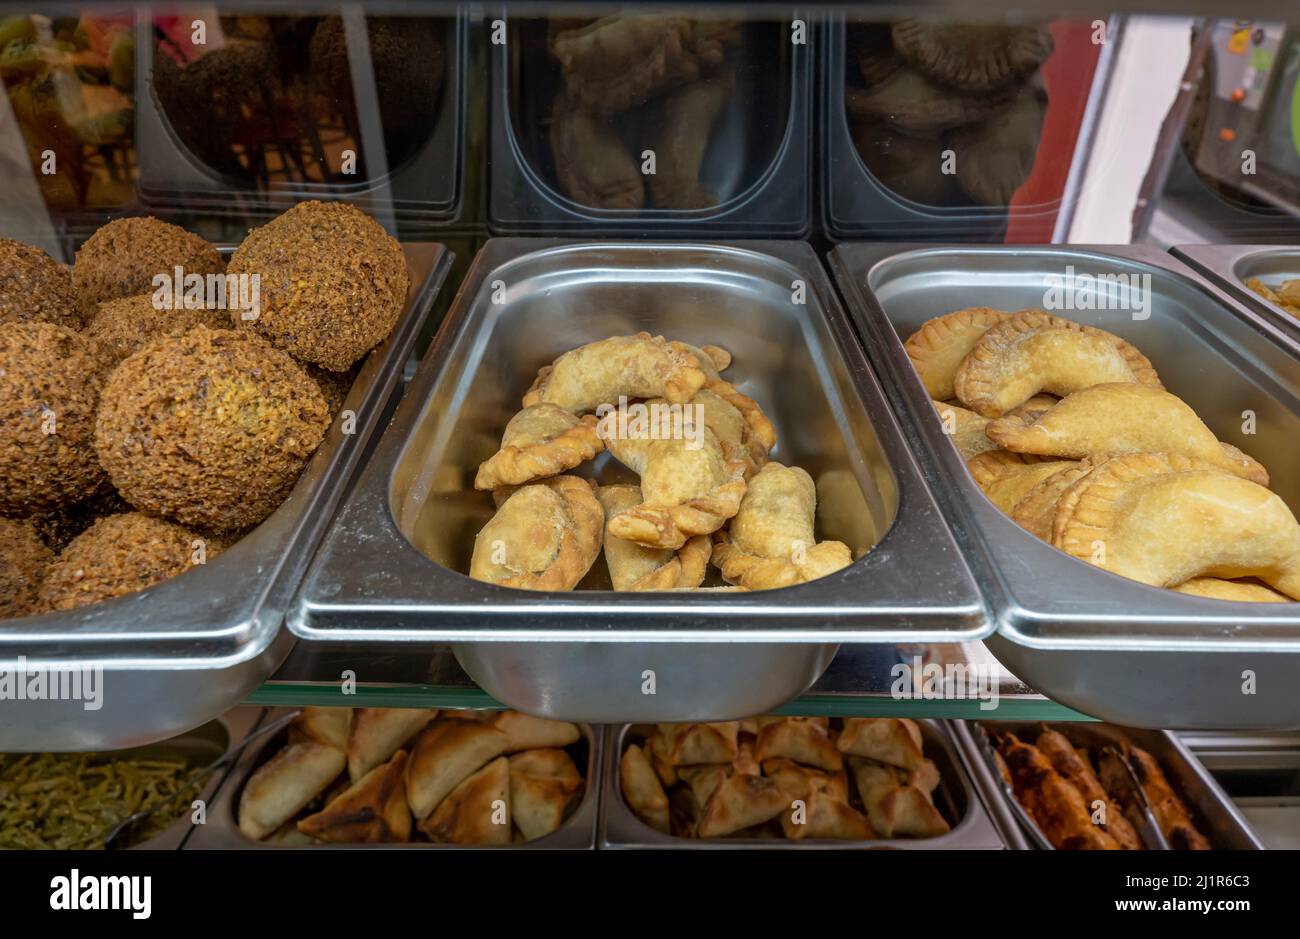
0 322 107 515
0 517 53 618
95 326 330 530
227 201 409 372
0 239 81 329
87 294 230 368
36 512 218 612
72 217 225 318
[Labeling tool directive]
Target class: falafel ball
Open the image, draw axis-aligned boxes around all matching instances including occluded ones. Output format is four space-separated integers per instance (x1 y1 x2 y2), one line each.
304 362 357 419
86 293 230 367
31 483 133 553
227 201 408 372
37 512 217 612
0 322 107 515
95 326 330 530
71 217 224 318
0 239 81 329
0 517 53 617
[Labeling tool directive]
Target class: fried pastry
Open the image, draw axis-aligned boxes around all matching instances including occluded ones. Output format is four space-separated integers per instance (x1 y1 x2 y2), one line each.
762 757 850 803
469 476 604 591
404 720 510 820
1000 733 1120 850
849 757 949 838
986 384 1269 485
474 404 604 490
1010 460 1096 540
524 332 707 412
238 741 346 841
754 717 843 772
1171 577 1291 603
696 771 787 838
677 341 732 380
1098 747 1210 850
605 423 747 549
837 718 926 772
347 707 435 782
1035 729 1142 849
967 451 1078 514
508 749 584 841
954 310 1162 417
949 82 1046 205
677 764 730 813
597 485 711 590
780 784 874 841
489 711 582 752
1246 277 1300 318
293 707 352 751
656 721 739 765
891 20 1053 91
934 399 998 460
297 750 411 844
1050 452 1300 598
905 307 1009 400
620 743 671 833
845 68 1016 136
711 462 853 589
698 382 775 473
641 66 735 209
421 755 511 845
549 97 644 210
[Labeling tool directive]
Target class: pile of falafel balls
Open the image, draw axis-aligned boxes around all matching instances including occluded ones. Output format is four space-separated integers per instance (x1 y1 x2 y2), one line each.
0 201 409 619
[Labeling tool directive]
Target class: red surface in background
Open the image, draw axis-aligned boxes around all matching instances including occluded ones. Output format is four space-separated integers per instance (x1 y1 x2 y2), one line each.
1004 21 1104 243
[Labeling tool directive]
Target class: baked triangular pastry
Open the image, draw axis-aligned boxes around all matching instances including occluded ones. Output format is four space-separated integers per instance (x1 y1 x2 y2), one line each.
421 755 512 845
954 310 1161 416
238 740 346 841
904 307 1008 400
620 743 671 833
404 720 510 819
508 749 584 841
779 785 875 841
297 750 411 843
656 721 739 765
490 711 581 752
986 384 1269 485
596 485 711 590
1171 577 1291 603
1050 452 1300 597
474 404 604 490
346 707 435 782
848 757 949 838
293 707 352 751
836 718 926 771
753 716 843 772
469 475 604 590
523 332 707 412
696 771 787 838
711 462 853 589
761 757 850 803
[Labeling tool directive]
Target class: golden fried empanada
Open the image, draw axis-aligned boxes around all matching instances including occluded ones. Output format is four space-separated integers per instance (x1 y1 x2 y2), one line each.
549 97 644 210
986 384 1269 485
641 66 736 209
676 341 731 379
347 707 435 782
404 720 510 820
620 743 671 833
754 717 843 772
836 718 926 771
297 750 411 843
474 404 604 490
605 423 746 549
849 757 949 838
293 707 353 751
596 485 711 590
656 721 739 765
1171 577 1292 603
508 749 584 841
490 711 582 752
967 451 1078 514
694 385 773 475
524 332 707 412
421 755 512 845
696 771 788 838
469 475 604 591
934 399 998 460
238 741 347 841
780 785 875 841
1010 460 1097 540
955 310 1162 416
1051 452 1300 598
904 307 1009 400
711 462 853 589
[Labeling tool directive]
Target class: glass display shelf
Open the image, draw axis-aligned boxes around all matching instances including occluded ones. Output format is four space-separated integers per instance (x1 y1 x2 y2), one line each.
248 643 1094 720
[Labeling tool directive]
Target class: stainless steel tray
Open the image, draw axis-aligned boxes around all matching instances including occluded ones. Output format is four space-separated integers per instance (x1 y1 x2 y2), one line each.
951 720 1265 850
831 243 1300 729
289 238 987 721
185 708 600 849
599 719 1006 848
0 245 452 752
1173 245 1300 346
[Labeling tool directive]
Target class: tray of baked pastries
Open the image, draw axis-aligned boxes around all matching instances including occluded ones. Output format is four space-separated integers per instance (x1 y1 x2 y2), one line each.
186 707 599 848
951 721 1263 850
602 717 1006 848
289 238 986 643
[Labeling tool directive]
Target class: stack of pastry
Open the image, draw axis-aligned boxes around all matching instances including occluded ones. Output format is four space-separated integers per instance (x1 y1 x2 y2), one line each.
468 332 853 592
906 307 1300 603
546 14 742 210
237 707 585 845
620 717 951 841
1245 276 1300 320
991 725 1211 850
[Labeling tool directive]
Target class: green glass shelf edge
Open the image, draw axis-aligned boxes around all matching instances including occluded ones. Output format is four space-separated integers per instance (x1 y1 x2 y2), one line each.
248 682 1095 721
